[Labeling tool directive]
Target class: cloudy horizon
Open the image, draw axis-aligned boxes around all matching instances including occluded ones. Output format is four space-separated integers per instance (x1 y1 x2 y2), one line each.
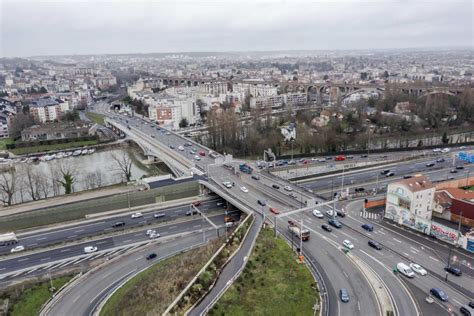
1 0 473 58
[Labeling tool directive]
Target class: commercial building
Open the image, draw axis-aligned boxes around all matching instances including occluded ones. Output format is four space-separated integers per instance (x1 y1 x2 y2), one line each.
21 122 92 141
384 175 435 234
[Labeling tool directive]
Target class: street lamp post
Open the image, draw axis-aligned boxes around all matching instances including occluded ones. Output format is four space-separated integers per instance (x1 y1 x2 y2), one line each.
340 165 345 197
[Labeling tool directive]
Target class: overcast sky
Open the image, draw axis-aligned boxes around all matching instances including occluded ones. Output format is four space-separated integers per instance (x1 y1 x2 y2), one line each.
1 0 472 57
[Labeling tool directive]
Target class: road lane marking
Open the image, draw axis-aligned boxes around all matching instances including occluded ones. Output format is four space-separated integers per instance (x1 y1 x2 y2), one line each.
358 301 361 311
453 298 462 306
410 247 419 253
429 256 440 262
410 250 417 254
393 238 402 243
378 231 386 235
60 248 70 252
74 229 85 233
40 257 51 261
403 252 410 257
330 233 338 238
339 230 358 241
170 225 178 229
37 237 47 241
193 224 201 228
18 258 29 262
122 239 132 243
96 241 108 245
343 271 349 279
67 235 78 239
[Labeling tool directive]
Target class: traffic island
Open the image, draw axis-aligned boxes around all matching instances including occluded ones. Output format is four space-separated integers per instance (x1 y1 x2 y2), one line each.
208 227 319 316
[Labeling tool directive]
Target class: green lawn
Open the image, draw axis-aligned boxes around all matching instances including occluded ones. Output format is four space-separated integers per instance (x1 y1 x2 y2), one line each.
209 228 319 316
8 275 73 316
10 140 98 155
85 111 106 125
0 138 14 150
100 239 223 316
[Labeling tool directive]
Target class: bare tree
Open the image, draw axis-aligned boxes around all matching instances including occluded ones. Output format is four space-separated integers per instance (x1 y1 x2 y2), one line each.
94 169 104 188
37 171 51 199
19 164 40 201
0 170 17 206
110 151 133 182
48 163 61 196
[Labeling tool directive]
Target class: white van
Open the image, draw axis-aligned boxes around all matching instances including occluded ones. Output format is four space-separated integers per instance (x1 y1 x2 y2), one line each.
84 246 98 254
397 262 415 278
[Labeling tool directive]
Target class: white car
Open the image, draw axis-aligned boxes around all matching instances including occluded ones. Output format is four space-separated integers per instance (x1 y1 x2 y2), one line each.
441 148 450 153
84 246 98 254
10 245 25 253
146 229 156 236
194 155 201 161
409 263 427 275
166 132 171 135
342 240 354 249
223 181 233 188
131 212 143 219
326 210 337 217
312 209 324 218
284 186 293 191
241 186 249 193
178 146 184 151
149 233 161 239
432 148 441 152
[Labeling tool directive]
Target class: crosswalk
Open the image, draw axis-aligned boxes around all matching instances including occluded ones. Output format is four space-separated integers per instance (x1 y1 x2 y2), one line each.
359 210 381 220
0 243 147 282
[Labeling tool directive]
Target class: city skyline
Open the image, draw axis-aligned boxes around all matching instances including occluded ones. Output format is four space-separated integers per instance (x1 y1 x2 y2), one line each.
1 0 473 57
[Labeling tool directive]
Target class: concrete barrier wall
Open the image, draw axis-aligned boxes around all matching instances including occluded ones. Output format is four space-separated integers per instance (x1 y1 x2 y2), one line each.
364 198 386 209
435 176 474 190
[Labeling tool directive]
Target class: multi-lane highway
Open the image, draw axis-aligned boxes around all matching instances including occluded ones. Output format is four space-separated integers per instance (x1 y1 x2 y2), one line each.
0 199 223 255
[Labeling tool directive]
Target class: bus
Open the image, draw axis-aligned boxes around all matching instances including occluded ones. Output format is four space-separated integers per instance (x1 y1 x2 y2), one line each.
0 232 18 246
288 221 310 241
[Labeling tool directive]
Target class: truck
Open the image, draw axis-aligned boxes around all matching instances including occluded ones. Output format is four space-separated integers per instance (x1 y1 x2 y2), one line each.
239 163 253 174
288 221 310 241
0 232 18 246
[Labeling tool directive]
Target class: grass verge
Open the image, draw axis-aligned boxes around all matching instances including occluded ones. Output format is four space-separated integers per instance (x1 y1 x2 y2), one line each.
99 239 223 316
85 111 105 125
209 227 319 316
0 138 14 150
10 140 98 155
3 275 73 316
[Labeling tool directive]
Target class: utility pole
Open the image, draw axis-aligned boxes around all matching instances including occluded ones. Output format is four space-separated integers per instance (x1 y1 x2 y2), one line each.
299 218 303 256
340 165 345 197
332 196 337 221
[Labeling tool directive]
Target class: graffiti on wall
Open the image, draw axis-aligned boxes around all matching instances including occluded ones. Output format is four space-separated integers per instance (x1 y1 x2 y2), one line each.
430 222 459 245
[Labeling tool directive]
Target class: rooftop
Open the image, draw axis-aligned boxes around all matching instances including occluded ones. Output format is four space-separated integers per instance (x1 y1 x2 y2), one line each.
397 175 435 193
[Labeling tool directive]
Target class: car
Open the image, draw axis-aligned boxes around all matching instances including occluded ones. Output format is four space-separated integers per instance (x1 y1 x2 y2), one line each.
339 288 350 303
328 219 342 228
456 165 465 170
192 201 201 206
336 210 346 217
146 253 157 260
326 209 337 217
186 209 198 216
169 145 175 149
112 221 126 228
240 186 249 193
257 199 266 206
251 174 260 180
151 135 155 138
432 148 442 152
84 246 98 254
426 162 435 167
269 207 280 215
430 288 448 302
284 185 293 191
397 262 415 278
342 240 354 249
199 151 206 156
469 301 474 308
287 160 296 165
272 184 280 189
460 304 474 316
217 202 225 207
194 155 201 161
385 172 395 177
360 154 368 158
354 187 365 192
223 181 233 188
183 142 191 147
325 156 333 160
10 245 25 253
403 175 413 179
361 223 373 231
381 169 390 175
289 192 298 199
312 209 324 218
321 224 333 232
166 132 171 135
368 240 382 250
131 212 143 219
436 158 445 163
335 155 346 161
410 263 427 276
153 213 165 218
450 169 458 173
445 266 462 276
149 232 161 239
178 146 184 151
441 148 451 153
146 229 156 236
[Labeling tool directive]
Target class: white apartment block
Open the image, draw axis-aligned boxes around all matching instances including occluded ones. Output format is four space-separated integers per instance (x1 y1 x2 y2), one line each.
385 175 435 234
233 83 278 98
285 93 308 106
198 82 228 96
250 95 285 109
148 97 199 129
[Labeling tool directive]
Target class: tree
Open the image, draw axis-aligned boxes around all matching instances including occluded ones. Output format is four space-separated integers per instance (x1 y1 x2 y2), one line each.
57 164 76 194
383 71 389 78
179 118 189 128
19 163 41 201
40 87 48 94
62 110 80 122
0 170 16 206
442 131 449 144
110 151 133 182
8 112 37 139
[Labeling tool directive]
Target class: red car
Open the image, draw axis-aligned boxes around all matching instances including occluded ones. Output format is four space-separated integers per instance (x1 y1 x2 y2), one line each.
199 151 206 156
302 159 309 164
269 207 280 215
335 155 346 161
191 201 201 206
